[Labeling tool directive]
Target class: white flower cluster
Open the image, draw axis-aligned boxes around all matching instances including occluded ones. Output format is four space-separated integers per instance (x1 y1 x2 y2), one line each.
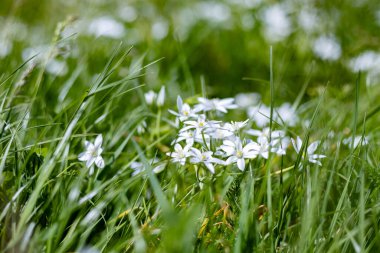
76 94 327 176
166 96 326 173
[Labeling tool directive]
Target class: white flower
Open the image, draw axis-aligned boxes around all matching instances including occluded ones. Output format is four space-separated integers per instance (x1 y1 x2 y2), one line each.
261 4 292 42
275 103 298 127
224 119 249 133
156 86 165 107
78 134 105 170
247 104 271 127
88 16 125 39
342 136 369 149
174 130 196 146
210 125 235 140
246 127 285 140
189 148 224 174
291 136 326 166
246 127 289 156
144 90 156 105
270 136 290 155
166 143 192 165
312 35 341 61
130 158 166 176
235 93 261 108
181 115 218 135
220 139 258 171
168 96 197 121
253 137 271 159
137 120 147 134
194 97 238 113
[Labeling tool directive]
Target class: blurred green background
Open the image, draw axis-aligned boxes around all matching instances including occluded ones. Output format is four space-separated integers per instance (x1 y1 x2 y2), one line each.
1 0 380 101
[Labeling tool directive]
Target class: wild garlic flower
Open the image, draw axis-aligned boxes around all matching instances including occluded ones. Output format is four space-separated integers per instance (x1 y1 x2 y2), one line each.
189 148 225 174
78 134 105 170
168 96 197 121
194 97 238 113
220 139 258 171
291 136 326 166
166 143 192 165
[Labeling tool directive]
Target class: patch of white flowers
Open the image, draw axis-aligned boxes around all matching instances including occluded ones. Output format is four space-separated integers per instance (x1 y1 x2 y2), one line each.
165 95 326 174
77 93 329 177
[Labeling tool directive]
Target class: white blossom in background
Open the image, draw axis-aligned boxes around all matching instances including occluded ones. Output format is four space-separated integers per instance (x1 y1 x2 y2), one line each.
246 127 285 141
292 136 326 166
276 103 298 127
261 4 292 42
152 20 169 40
349 51 380 72
88 16 125 39
298 8 320 33
235 92 261 108
247 104 271 127
45 59 68 76
137 120 147 134
220 139 258 171
78 134 105 173
166 143 192 165
342 136 369 149
130 158 166 176
312 35 341 61
0 38 12 58
348 51 380 86
144 90 156 105
118 5 138 23
190 148 225 174
194 97 238 113
196 2 231 24
156 86 166 107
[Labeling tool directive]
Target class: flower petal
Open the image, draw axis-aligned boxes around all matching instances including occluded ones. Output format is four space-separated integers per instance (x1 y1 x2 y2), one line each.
95 156 105 169
94 134 103 148
78 152 91 161
307 141 320 154
237 158 245 171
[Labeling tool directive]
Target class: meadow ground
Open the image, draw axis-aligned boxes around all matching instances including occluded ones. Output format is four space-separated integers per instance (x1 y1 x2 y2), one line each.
1 0 380 252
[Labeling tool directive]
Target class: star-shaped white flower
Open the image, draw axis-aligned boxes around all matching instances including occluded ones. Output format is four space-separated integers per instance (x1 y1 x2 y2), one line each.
78 134 105 170
220 139 258 171
166 143 192 165
168 96 197 121
291 136 326 166
189 148 224 174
